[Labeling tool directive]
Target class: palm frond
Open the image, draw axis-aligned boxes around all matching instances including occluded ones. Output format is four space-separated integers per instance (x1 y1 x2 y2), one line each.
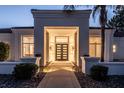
63 5 76 14
99 7 107 26
116 5 124 10
63 5 75 10
92 5 101 19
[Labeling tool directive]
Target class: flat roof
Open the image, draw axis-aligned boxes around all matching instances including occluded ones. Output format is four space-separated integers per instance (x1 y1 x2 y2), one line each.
11 26 34 29
1 26 113 29
0 26 113 33
0 28 12 33
89 27 113 29
31 9 92 14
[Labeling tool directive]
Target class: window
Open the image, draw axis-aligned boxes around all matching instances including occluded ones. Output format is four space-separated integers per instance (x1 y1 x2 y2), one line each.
89 36 101 57
22 35 34 57
55 36 69 43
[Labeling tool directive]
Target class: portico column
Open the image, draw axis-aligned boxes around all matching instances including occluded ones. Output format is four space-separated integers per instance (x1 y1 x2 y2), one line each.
79 20 89 66
34 17 45 66
104 30 113 62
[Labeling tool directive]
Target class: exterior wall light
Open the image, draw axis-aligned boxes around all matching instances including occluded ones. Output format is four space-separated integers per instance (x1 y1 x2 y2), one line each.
113 44 117 53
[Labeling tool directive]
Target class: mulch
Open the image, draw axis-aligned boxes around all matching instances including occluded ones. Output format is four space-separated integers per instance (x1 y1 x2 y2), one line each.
0 72 46 88
75 72 124 88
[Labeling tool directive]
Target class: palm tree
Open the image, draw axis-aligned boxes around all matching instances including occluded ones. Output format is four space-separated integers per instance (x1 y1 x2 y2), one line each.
63 5 76 14
64 5 108 61
64 5 75 11
92 5 108 62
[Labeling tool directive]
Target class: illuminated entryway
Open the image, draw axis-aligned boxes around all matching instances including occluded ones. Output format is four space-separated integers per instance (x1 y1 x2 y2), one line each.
44 26 79 64
32 10 91 66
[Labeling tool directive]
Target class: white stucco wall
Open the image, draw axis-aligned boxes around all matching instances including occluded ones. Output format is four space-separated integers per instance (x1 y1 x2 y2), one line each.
0 34 11 43
0 27 116 63
113 37 124 60
0 57 40 74
81 57 124 75
0 62 26 74
11 29 34 61
104 29 114 61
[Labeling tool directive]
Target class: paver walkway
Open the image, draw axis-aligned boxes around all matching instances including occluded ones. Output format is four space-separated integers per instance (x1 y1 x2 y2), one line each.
37 62 81 88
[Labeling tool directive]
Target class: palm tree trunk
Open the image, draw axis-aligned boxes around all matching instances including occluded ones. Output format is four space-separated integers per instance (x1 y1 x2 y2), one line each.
101 26 105 62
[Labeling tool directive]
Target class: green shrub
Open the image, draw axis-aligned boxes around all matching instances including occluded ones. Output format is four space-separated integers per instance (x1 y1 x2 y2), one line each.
90 65 108 81
13 63 38 80
0 42 9 61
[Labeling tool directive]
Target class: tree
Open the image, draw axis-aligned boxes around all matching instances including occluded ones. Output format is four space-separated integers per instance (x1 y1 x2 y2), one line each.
92 5 108 62
107 6 124 32
63 5 76 14
0 42 9 61
64 5 75 11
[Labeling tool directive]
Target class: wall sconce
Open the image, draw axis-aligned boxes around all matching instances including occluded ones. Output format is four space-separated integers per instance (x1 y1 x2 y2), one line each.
113 44 116 53
72 46 75 50
49 46 52 50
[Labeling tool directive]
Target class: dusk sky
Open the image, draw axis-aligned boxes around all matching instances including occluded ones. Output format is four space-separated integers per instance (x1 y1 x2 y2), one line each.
0 5 113 28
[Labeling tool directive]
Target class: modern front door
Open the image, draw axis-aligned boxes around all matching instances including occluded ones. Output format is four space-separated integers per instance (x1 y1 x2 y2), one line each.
56 44 68 61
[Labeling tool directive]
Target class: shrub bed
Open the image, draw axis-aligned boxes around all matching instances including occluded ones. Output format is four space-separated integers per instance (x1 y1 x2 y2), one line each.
13 63 38 80
90 65 108 81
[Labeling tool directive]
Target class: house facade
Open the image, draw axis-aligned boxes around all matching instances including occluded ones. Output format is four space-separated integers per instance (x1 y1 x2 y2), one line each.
0 10 123 66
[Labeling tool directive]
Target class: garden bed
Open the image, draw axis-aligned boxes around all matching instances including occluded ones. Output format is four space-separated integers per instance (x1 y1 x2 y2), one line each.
0 72 46 88
75 72 124 88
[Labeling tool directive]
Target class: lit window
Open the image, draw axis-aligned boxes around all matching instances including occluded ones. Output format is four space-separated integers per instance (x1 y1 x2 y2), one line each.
89 36 101 57
113 44 116 53
22 35 34 57
55 36 69 43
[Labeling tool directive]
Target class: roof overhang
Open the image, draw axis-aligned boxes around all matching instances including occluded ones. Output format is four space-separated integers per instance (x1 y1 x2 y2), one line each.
31 9 92 18
0 28 12 33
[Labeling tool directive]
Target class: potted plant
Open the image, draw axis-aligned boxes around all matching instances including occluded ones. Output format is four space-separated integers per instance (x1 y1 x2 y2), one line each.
35 54 42 57
83 54 89 57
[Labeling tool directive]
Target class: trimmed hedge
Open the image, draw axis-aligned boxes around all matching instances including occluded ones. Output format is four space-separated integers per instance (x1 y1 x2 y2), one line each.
90 65 108 81
13 63 38 80
0 42 9 61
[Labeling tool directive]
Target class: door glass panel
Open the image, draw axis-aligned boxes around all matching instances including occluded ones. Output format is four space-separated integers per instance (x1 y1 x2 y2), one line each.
56 44 68 61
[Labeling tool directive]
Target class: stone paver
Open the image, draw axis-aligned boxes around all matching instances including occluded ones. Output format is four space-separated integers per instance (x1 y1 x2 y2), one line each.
37 62 81 88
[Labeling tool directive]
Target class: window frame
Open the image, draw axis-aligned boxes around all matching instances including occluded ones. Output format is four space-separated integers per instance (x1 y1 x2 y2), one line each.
55 36 69 44
89 36 101 57
89 42 101 57
21 35 34 58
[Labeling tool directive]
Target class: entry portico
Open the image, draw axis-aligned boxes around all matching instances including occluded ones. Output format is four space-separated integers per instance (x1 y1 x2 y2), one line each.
31 10 91 66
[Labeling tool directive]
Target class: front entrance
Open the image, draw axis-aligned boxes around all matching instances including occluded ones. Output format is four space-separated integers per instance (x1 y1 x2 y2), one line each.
44 26 79 65
32 10 91 66
56 44 68 61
